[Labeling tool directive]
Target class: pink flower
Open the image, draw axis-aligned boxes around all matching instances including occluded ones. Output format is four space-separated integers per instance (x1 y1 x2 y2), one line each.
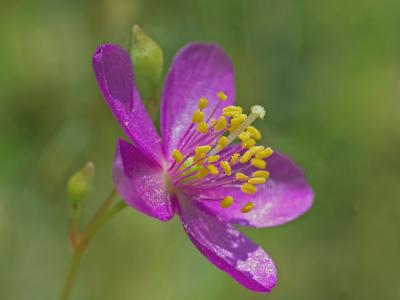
92 43 313 292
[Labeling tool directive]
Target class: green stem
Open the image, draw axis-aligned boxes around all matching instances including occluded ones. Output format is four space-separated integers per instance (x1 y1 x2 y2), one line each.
80 200 127 247
83 188 117 234
60 190 127 300
60 249 83 300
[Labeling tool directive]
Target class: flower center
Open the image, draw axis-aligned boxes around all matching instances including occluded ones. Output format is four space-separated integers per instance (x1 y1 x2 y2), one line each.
167 92 273 214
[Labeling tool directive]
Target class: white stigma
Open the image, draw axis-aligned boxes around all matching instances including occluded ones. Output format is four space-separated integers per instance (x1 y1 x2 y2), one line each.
251 105 266 119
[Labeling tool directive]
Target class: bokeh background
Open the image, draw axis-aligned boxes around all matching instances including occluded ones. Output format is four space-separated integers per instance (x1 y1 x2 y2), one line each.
1 0 400 299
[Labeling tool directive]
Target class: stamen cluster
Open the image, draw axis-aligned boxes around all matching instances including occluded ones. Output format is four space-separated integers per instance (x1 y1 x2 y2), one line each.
168 92 273 213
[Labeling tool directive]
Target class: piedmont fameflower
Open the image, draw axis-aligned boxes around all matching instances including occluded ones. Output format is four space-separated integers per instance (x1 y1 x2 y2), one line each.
92 43 313 292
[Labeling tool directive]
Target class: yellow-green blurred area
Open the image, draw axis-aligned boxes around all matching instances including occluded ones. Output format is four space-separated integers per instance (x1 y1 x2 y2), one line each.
1 0 400 299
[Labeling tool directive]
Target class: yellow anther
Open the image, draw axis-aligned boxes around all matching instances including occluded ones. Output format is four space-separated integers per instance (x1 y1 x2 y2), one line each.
197 121 209 134
217 91 227 101
247 126 261 140
222 106 243 117
233 113 247 119
223 105 242 111
220 196 234 208
198 97 208 109
206 164 219 175
248 177 266 185
230 153 240 165
217 136 228 149
210 118 217 126
195 145 211 155
196 167 209 179
249 145 265 155
238 131 252 141
220 161 232 176
242 138 256 149
241 183 257 195
230 115 247 127
252 170 270 179
239 150 253 163
214 116 227 131
172 149 184 163
230 119 244 128
241 201 255 213
231 114 247 122
251 158 266 169
194 152 206 163
192 109 204 123
255 147 274 159
207 155 220 163
235 172 249 182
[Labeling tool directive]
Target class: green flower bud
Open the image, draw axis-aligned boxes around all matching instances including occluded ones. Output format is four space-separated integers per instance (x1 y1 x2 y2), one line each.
129 25 164 111
67 162 94 217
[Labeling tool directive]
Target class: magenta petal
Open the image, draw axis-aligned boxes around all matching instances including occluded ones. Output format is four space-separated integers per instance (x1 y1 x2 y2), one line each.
161 43 235 158
93 44 163 163
113 138 174 221
199 152 313 227
177 196 277 292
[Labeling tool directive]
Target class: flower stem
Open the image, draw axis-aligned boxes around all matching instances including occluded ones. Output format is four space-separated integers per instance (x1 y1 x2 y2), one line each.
83 188 117 234
80 200 127 248
60 248 83 300
60 189 127 300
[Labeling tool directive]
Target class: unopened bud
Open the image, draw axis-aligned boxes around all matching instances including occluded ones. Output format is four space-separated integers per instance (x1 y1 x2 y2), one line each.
67 162 94 217
129 25 164 98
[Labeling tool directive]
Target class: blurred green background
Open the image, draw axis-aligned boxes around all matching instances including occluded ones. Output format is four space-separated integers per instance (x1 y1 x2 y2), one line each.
1 0 400 299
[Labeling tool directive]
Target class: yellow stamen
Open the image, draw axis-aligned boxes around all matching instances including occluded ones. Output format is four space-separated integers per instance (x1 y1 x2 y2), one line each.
210 118 217 126
172 149 184 163
192 109 204 123
255 147 274 159
248 177 266 185
230 153 240 165
239 150 252 163
214 116 227 131
217 91 227 101
194 152 206 163
252 170 270 179
220 196 234 208
198 97 208 109
196 167 209 179
241 201 255 213
238 131 251 141
195 145 211 155
242 138 256 149
217 136 228 150
249 145 265 155
230 115 247 127
233 113 247 119
207 155 220 163
235 172 249 182
251 158 266 169
222 105 243 117
220 161 232 176
197 121 209 134
241 183 257 195
206 164 219 175
246 126 261 140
